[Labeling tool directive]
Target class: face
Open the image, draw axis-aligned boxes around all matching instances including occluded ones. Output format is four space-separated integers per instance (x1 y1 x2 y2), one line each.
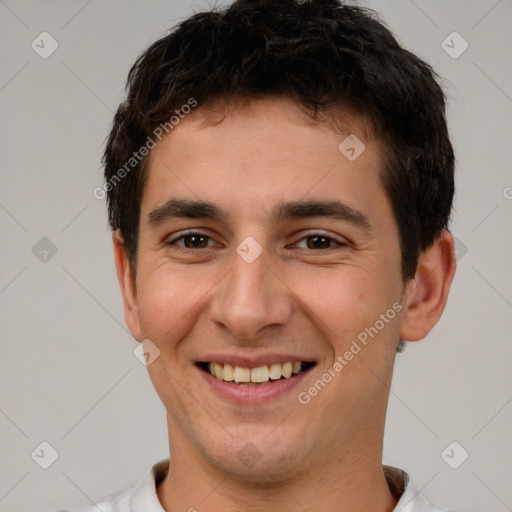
120 97 408 480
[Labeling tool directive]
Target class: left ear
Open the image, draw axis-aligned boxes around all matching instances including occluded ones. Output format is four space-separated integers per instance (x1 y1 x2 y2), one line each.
399 229 456 342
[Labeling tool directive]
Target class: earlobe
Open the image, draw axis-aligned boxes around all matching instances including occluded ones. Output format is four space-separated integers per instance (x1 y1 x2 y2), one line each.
399 229 456 342
113 230 142 341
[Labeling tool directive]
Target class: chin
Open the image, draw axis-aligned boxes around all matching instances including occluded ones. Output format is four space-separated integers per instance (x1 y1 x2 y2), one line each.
199 429 307 482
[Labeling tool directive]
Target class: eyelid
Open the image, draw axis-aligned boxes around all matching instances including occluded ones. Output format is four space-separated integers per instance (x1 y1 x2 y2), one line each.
289 231 349 250
167 229 220 247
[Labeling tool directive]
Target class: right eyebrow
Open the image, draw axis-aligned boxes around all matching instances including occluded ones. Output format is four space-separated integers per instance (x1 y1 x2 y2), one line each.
148 199 226 228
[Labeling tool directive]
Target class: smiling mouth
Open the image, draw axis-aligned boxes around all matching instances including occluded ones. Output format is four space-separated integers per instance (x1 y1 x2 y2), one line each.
197 361 316 386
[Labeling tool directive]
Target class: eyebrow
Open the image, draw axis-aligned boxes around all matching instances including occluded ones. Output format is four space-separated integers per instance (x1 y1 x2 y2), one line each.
148 198 372 231
272 200 372 231
148 198 226 226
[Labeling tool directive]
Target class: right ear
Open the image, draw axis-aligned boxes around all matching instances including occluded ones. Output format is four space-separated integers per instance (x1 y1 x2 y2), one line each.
113 230 141 341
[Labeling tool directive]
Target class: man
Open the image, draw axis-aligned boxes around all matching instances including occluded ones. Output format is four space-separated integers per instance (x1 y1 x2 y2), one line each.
63 0 456 510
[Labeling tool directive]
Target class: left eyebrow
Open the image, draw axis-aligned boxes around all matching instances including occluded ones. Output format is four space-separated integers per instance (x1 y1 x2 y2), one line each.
272 200 372 232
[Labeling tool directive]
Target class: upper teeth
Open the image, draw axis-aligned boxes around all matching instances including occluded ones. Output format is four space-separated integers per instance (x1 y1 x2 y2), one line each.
208 362 303 384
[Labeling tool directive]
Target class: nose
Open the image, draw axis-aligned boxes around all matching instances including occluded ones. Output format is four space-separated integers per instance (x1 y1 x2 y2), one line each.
209 245 294 340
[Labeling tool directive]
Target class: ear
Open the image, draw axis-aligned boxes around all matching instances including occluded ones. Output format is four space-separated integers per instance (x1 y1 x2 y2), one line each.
113 230 142 341
399 229 456 342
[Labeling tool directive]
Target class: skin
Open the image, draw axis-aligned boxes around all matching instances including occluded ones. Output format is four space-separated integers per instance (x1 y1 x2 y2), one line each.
114 96 456 511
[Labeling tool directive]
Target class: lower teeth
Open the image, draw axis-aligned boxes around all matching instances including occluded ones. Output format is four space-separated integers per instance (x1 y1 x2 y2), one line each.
235 381 272 386
225 377 292 386
233 379 280 386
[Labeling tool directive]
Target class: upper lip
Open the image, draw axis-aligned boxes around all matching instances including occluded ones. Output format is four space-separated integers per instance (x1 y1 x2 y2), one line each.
195 353 317 368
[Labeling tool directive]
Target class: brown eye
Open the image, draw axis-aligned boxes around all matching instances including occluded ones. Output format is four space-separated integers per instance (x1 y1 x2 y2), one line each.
305 236 333 250
168 232 216 249
183 235 209 248
290 232 347 252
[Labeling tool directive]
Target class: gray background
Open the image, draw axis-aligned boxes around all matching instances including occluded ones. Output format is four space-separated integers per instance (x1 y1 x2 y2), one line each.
1 0 511 510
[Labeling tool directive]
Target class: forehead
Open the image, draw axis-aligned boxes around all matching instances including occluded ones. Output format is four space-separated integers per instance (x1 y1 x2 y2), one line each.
141 97 390 228
155 96 376 162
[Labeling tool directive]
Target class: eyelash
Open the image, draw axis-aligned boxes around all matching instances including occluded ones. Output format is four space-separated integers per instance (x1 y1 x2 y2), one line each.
167 231 346 251
168 231 219 249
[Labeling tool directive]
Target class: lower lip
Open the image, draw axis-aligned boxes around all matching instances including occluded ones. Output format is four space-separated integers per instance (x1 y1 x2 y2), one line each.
197 366 314 404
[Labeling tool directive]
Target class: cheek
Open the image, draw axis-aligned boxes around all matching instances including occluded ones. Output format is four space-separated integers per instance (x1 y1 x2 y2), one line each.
136 266 193 341
137 272 174 331
287 265 402 352
135 262 224 344
279 269 364 358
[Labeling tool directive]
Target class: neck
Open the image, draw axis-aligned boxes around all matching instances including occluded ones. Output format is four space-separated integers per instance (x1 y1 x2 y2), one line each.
157 424 397 512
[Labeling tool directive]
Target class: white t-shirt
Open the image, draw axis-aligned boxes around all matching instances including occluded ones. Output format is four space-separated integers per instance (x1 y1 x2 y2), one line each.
56 459 453 512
